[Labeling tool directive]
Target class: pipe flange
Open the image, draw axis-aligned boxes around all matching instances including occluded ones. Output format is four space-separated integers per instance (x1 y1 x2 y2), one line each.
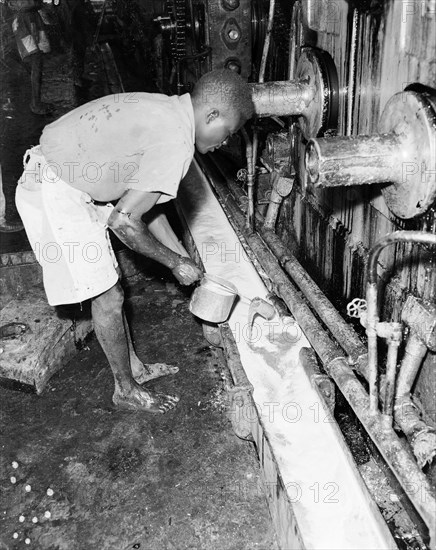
250 47 338 137
378 90 436 219
295 47 339 138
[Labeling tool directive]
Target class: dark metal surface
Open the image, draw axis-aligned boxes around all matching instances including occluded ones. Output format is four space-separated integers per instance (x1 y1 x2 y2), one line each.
205 0 252 78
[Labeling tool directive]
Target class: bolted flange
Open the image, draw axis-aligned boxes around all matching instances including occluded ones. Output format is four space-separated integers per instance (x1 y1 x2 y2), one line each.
379 90 436 219
294 47 339 138
249 47 339 138
305 90 436 219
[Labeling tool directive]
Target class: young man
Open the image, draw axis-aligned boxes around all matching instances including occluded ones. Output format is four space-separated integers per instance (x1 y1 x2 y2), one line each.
15 69 254 413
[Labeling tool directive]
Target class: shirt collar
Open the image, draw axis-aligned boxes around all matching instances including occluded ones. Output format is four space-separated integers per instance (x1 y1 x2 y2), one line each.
177 93 195 146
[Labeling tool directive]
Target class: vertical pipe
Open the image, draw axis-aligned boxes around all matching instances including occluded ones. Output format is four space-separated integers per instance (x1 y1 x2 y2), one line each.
346 8 358 136
366 231 436 416
382 337 401 422
258 0 275 84
395 332 428 399
241 128 254 231
366 282 379 415
248 131 258 231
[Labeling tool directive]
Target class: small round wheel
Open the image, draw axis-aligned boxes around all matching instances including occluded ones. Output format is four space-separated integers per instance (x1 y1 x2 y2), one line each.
346 298 367 319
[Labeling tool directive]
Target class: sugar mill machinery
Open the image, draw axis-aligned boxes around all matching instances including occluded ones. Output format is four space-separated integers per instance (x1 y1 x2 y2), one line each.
0 0 434 547
155 1 436 548
152 0 436 547
152 0 290 91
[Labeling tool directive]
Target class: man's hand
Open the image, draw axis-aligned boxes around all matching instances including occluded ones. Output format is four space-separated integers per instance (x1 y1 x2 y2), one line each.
172 258 203 285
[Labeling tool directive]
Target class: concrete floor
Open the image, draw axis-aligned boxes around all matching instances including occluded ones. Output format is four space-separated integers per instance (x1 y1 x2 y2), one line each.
0 267 277 550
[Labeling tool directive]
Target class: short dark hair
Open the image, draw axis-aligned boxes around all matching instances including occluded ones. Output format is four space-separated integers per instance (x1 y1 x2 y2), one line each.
192 69 254 122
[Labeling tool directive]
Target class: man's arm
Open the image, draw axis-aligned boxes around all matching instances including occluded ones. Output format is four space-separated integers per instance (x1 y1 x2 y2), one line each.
107 189 203 285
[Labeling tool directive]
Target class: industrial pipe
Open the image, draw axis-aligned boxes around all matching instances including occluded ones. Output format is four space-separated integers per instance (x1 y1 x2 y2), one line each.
206 153 368 367
367 231 436 287
394 332 436 467
258 0 275 83
249 46 339 138
366 231 436 416
196 154 436 545
250 131 259 231
382 334 401 421
268 209 436 456
263 172 294 231
305 134 402 187
241 128 255 230
207 155 436 447
304 90 436 219
394 296 436 467
396 332 429 398
249 80 314 118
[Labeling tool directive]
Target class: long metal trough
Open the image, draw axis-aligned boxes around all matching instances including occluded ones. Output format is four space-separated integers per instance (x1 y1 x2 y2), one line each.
176 159 397 550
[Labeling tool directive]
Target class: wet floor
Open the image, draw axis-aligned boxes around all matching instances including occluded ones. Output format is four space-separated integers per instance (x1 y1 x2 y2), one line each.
0 268 277 550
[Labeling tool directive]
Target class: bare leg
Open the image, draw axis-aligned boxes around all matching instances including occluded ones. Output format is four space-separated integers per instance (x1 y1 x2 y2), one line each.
91 282 179 413
122 311 179 383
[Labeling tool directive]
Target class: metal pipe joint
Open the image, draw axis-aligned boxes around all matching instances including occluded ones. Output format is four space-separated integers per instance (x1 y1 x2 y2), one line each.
305 90 436 219
249 47 339 138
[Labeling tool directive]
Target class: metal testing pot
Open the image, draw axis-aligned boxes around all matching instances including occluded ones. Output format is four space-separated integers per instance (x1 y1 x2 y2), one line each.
189 274 239 323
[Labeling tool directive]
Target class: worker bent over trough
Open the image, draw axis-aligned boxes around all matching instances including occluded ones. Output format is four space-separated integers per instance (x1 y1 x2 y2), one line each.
15 69 254 413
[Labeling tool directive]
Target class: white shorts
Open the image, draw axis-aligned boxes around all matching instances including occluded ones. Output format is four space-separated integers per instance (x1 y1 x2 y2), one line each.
15 146 119 306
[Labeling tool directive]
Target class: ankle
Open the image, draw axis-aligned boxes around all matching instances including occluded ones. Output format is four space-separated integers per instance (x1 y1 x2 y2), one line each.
113 378 135 394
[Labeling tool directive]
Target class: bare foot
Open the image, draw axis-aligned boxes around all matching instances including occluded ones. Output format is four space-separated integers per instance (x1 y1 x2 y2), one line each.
112 385 179 414
133 362 179 385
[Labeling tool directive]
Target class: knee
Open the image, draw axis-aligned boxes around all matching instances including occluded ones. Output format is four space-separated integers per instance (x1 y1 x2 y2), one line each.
92 282 124 316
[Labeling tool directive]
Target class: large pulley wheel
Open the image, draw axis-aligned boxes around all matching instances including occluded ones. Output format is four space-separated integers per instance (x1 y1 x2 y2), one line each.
295 47 339 138
288 48 338 197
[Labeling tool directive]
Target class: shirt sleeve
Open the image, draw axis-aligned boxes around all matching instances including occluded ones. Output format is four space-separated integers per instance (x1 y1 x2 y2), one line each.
125 139 193 201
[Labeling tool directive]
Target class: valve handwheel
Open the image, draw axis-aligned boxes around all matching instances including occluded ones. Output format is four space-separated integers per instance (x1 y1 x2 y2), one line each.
347 298 367 319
